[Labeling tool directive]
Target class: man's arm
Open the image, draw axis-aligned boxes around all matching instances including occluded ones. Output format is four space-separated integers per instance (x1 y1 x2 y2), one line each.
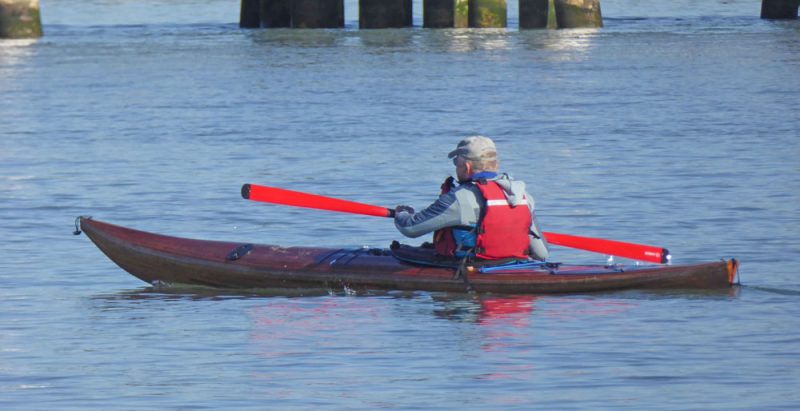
394 191 464 238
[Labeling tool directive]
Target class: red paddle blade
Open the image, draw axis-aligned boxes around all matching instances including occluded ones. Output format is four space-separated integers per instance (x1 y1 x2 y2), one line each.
543 232 670 264
242 184 394 218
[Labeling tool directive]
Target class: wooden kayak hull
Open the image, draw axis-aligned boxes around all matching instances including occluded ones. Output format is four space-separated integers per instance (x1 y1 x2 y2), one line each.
78 217 738 294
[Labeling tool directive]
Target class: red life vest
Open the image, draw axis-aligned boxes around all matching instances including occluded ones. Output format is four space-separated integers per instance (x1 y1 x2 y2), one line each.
433 178 531 260
474 180 531 260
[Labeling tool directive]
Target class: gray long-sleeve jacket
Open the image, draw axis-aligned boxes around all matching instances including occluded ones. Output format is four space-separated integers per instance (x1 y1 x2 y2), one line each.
394 174 549 261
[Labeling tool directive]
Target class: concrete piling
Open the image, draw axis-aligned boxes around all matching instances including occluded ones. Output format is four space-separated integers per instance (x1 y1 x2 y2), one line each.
0 0 42 38
261 0 292 27
292 0 344 28
422 0 468 28
553 0 602 28
360 0 412 28
238 0 609 30
423 0 454 28
240 0 261 28
519 0 550 28
761 0 799 19
241 0 343 28
424 0 509 28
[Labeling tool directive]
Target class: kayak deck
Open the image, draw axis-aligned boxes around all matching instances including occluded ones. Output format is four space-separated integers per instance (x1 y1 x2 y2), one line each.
78 217 739 294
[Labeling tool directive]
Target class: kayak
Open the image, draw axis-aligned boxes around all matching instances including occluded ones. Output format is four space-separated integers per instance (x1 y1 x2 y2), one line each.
77 217 739 294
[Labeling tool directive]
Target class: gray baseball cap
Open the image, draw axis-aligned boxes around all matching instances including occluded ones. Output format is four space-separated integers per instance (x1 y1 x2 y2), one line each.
447 135 497 161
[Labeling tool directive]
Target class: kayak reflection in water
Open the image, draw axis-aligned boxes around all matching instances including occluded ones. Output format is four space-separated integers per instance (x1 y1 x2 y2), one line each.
393 136 549 262
430 295 536 326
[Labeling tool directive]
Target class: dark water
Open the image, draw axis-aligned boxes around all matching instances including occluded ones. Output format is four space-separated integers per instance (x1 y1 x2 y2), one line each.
1 0 799 409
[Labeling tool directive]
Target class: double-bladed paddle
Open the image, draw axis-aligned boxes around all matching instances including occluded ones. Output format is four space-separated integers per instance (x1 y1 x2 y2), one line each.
241 183 671 264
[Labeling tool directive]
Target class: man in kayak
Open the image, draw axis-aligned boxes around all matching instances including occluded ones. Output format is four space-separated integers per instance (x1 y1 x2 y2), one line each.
394 136 549 261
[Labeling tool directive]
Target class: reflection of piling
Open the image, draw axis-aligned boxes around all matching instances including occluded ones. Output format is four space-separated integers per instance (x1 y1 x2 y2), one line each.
761 0 799 19
553 0 602 28
239 0 344 28
360 0 412 28
0 0 43 38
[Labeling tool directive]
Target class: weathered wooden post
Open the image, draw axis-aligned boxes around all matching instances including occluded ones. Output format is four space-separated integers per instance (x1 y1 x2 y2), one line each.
761 0 799 19
0 0 42 38
470 0 506 27
553 0 602 28
360 0 412 28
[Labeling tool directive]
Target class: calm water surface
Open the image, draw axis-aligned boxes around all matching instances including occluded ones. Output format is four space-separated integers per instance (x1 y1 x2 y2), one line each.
1 0 799 409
